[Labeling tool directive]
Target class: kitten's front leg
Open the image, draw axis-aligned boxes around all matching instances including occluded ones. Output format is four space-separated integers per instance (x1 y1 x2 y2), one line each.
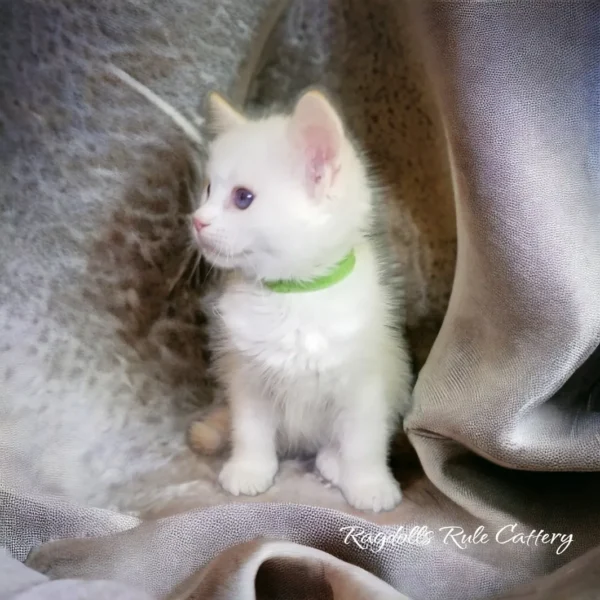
218 370 278 496
337 377 402 513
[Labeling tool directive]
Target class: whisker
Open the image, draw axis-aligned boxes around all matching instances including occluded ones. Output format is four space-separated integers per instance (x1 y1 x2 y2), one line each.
167 246 195 297
215 235 226 265
187 250 202 286
203 246 217 283
211 302 225 323
203 261 214 283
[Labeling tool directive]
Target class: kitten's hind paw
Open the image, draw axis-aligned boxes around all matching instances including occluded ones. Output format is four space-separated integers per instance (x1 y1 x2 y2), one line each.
219 458 277 496
316 447 341 486
340 471 402 513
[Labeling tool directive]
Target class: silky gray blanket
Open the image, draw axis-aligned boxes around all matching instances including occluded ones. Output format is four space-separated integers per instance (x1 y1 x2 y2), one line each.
1 1 600 599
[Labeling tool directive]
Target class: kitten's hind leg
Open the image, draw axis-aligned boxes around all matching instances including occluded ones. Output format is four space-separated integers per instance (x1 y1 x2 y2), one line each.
218 371 278 496
315 445 341 486
188 403 230 455
337 378 402 513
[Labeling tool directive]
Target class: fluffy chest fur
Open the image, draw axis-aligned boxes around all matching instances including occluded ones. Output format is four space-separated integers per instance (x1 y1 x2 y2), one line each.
211 244 402 448
216 245 387 378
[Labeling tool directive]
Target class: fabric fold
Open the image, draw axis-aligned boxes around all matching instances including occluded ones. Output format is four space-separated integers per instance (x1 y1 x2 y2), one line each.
168 538 407 600
3 1 600 599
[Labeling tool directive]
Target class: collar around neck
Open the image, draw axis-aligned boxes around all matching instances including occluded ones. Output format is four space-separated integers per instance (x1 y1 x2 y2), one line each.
263 249 357 294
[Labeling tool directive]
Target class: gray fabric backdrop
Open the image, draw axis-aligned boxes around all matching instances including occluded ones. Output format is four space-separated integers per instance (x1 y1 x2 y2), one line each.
2 1 600 599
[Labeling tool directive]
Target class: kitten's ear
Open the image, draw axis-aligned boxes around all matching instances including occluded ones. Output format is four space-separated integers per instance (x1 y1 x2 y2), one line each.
207 92 246 134
289 90 344 199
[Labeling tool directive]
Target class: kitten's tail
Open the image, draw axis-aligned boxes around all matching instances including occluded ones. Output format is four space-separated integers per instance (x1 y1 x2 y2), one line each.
187 404 231 455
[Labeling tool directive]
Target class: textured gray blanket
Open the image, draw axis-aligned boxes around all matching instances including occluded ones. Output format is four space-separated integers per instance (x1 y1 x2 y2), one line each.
1 1 600 599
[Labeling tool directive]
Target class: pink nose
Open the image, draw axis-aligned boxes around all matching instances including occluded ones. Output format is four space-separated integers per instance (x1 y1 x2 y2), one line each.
193 217 208 233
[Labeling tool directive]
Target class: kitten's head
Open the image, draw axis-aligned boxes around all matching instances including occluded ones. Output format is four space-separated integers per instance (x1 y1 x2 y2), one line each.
192 89 372 281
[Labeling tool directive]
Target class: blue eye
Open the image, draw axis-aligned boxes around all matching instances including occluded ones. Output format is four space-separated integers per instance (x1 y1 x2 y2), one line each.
232 187 254 210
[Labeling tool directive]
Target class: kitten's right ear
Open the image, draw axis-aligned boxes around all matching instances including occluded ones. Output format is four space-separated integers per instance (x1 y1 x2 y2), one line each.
289 90 345 200
207 92 246 134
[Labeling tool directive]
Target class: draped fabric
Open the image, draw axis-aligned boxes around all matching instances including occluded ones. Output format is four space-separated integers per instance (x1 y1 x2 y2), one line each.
1 1 599 599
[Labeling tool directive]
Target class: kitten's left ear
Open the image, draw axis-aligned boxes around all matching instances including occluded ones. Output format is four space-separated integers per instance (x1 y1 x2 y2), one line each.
289 90 344 199
207 92 246 134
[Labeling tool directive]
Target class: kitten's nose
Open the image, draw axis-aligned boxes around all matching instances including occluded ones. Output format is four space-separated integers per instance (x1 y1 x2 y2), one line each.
193 217 208 233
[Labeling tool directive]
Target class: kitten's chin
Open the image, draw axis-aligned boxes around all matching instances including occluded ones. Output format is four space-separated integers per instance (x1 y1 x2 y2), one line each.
200 250 235 270
197 243 245 270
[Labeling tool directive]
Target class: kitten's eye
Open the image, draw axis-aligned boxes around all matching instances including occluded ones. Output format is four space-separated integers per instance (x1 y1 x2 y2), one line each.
232 187 255 210
206 182 211 197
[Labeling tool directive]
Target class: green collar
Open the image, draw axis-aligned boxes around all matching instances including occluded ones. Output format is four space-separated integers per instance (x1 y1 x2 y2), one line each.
264 250 356 293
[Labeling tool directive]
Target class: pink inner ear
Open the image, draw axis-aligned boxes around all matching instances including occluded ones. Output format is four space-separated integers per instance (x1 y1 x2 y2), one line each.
303 125 337 187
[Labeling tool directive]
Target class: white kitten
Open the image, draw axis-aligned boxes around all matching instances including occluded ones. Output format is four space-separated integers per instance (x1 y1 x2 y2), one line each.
191 90 412 512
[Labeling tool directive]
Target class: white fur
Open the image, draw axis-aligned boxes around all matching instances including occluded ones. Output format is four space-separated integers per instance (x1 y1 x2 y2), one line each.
194 91 412 512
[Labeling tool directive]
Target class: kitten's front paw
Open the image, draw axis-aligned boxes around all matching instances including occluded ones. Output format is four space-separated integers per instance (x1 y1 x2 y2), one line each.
219 458 278 496
340 471 402 513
